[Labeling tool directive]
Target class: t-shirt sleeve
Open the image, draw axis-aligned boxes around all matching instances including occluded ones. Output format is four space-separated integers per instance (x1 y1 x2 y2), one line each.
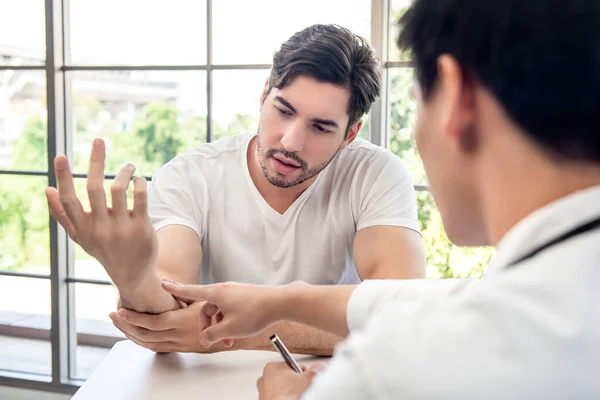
356 151 420 233
147 155 207 241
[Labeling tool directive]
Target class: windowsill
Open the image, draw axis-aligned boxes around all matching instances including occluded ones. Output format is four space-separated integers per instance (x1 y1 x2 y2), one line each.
0 311 125 348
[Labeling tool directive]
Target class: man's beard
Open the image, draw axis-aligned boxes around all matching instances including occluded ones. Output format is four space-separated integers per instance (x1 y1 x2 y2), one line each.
256 134 342 189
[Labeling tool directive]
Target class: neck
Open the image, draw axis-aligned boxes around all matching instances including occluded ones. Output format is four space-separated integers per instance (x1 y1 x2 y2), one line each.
247 136 316 214
479 146 600 246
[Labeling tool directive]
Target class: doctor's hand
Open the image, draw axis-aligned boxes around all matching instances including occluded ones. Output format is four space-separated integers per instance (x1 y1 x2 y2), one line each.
161 281 284 346
257 362 325 400
109 300 234 353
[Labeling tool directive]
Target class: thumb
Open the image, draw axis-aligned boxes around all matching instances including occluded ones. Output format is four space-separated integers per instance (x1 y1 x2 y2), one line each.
200 320 236 346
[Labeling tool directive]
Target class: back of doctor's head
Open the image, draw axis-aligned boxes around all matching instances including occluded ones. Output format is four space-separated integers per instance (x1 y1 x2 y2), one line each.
397 0 600 163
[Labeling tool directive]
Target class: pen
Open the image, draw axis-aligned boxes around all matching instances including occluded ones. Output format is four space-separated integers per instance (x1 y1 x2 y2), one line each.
270 334 303 374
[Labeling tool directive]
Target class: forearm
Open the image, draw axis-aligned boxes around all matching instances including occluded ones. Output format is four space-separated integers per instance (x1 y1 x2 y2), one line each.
116 269 181 314
271 282 357 339
238 320 342 356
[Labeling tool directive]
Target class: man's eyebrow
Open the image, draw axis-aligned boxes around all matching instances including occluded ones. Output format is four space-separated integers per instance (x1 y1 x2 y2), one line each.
311 118 339 129
274 96 296 113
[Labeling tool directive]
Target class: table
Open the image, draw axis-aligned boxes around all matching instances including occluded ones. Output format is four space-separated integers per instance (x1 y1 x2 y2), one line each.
72 340 326 399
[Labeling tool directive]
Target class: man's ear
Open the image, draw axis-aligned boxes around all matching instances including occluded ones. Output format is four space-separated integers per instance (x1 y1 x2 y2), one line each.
340 120 362 149
259 78 270 106
437 55 477 153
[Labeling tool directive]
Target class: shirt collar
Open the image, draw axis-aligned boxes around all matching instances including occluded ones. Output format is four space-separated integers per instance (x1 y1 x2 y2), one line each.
488 184 600 272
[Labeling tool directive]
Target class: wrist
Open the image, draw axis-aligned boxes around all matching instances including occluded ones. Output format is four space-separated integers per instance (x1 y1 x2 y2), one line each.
111 262 156 289
117 270 179 313
271 281 310 321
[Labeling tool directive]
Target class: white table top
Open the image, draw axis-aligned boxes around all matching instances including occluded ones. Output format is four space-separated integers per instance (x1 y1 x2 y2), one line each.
72 340 325 399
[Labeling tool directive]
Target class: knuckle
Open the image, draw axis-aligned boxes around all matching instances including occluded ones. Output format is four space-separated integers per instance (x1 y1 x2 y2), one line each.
133 187 146 197
212 285 224 297
58 194 73 207
110 184 125 195
86 183 103 194
263 362 274 374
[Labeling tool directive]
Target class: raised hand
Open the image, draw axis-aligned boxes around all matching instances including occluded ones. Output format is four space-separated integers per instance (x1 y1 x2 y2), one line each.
45 138 158 288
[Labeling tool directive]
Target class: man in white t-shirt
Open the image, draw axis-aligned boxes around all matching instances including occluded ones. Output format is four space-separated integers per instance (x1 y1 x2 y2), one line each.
46 24 425 355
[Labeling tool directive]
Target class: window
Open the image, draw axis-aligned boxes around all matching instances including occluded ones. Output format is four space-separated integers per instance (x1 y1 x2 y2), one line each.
0 0 492 394
387 0 494 278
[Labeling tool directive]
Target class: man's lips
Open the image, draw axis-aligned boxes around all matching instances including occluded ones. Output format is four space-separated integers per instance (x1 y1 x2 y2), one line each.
272 155 300 168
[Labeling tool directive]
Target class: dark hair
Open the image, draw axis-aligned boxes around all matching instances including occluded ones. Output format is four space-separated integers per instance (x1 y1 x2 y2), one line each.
268 24 381 132
397 0 600 163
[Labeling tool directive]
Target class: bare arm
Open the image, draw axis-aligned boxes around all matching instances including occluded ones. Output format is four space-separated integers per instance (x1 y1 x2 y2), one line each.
230 226 425 355
354 225 426 280
234 320 342 356
117 224 203 313
162 281 357 344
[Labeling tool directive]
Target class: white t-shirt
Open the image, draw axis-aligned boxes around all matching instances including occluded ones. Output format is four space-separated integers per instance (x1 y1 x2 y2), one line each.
148 133 419 285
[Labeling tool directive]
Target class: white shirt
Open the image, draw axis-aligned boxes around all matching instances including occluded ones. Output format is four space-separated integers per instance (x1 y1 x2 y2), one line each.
147 133 419 285
304 185 600 399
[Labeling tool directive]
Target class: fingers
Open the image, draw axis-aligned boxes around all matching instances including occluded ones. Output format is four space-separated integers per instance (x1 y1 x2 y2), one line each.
111 163 136 218
161 281 216 304
114 309 174 331
203 302 219 319
87 138 108 219
46 187 77 239
117 329 177 353
109 313 175 343
132 175 148 217
204 305 233 348
54 155 86 227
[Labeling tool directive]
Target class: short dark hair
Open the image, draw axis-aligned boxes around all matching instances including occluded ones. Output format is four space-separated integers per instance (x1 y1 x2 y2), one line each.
397 0 600 163
268 24 381 132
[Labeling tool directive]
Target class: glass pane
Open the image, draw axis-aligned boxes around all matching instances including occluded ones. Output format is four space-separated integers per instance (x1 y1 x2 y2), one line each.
212 70 267 140
69 71 207 175
0 71 47 171
72 283 123 380
212 0 370 65
69 0 207 65
0 175 50 275
0 276 51 376
0 0 45 65
389 0 413 62
72 178 134 281
387 68 426 184
417 190 494 278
